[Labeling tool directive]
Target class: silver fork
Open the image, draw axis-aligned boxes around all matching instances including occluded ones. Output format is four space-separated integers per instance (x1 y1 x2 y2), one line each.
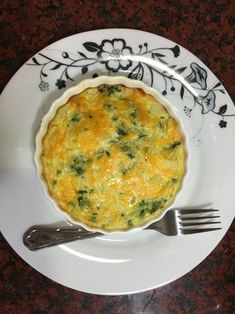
23 208 221 251
145 208 221 235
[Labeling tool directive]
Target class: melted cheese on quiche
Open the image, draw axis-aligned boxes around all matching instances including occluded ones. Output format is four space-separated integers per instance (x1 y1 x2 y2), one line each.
41 84 186 231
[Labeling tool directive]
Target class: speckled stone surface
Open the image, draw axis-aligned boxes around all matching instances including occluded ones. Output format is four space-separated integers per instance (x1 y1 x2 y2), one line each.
0 0 235 312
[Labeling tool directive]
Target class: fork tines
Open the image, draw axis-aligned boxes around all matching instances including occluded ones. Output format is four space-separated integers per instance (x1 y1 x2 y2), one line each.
178 209 219 215
180 228 222 235
177 208 221 234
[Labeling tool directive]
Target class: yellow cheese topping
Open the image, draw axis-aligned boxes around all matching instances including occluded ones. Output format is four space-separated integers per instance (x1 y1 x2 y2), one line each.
41 84 186 231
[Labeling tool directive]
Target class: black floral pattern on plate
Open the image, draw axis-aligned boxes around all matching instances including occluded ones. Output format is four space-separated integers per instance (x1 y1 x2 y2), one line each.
55 79 66 89
27 38 234 129
97 39 133 72
186 63 207 90
38 80 49 91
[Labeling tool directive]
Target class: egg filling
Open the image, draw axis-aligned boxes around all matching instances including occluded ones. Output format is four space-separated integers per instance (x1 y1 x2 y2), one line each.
41 84 186 231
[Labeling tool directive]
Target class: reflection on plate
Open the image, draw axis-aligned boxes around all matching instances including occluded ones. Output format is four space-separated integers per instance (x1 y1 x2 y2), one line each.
0 29 234 295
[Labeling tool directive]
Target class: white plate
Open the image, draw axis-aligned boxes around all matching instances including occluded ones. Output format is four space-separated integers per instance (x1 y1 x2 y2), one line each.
0 29 234 295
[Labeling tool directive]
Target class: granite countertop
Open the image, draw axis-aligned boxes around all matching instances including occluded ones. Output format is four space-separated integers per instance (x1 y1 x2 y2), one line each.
1 0 234 312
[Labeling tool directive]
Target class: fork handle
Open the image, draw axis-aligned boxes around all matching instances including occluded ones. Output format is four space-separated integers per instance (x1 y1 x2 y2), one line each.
23 226 102 251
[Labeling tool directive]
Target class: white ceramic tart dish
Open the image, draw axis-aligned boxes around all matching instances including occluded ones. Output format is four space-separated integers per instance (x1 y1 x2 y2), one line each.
35 76 187 233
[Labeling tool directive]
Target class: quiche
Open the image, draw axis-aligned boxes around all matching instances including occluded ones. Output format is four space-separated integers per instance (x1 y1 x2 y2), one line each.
39 81 186 231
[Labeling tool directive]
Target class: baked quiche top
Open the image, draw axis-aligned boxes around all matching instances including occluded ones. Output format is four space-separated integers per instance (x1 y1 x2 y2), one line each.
40 84 186 231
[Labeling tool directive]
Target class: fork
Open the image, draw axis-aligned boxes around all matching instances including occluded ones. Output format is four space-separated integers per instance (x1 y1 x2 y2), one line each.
23 208 221 251
145 208 221 235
